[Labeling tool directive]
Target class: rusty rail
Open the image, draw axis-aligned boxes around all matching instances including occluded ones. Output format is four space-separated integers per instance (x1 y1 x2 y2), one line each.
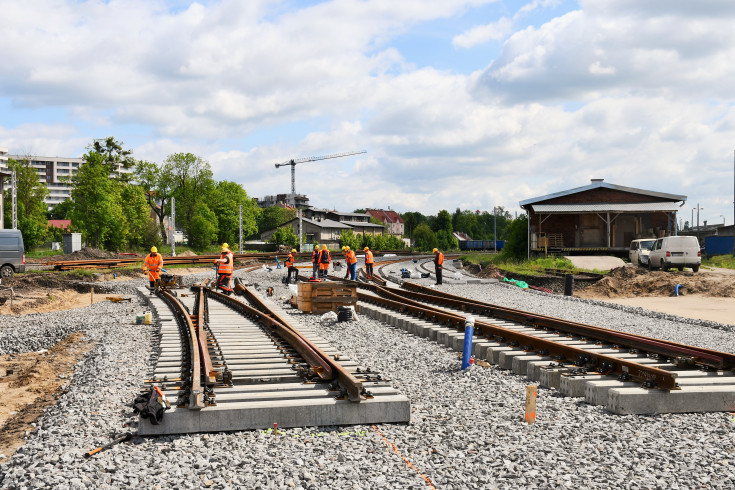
214 284 364 401
398 282 735 370
157 289 205 409
358 285 680 390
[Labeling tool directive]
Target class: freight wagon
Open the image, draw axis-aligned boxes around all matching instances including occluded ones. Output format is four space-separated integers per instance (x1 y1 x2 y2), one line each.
458 240 505 251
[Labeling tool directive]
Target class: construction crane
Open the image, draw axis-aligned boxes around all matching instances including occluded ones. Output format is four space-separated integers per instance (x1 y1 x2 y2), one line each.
274 150 366 194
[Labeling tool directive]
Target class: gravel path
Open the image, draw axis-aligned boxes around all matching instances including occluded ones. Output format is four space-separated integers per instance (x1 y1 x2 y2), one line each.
1 262 734 489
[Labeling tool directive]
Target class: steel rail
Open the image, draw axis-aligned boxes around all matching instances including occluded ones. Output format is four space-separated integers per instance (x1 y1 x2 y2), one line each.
210 287 364 401
358 286 680 390
157 289 205 409
398 282 735 370
194 286 218 386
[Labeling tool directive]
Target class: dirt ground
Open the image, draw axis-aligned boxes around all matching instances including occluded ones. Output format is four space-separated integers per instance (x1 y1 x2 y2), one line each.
0 332 91 463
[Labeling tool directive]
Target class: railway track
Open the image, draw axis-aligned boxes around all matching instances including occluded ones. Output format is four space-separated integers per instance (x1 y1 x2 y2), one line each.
136 280 410 435
351 258 735 414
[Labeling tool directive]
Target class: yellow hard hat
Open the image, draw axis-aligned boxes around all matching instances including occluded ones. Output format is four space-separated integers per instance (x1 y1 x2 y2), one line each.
291 249 296 253
432 248 438 253
345 246 350 251
150 246 157 253
222 243 229 251
341 246 346 250
322 244 327 250
363 247 369 251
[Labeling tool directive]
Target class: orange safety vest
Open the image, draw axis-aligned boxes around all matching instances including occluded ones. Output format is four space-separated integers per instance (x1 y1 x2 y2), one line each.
319 249 331 265
312 250 319 263
435 252 444 266
285 253 295 268
346 250 357 265
144 253 162 271
218 251 234 274
365 250 374 264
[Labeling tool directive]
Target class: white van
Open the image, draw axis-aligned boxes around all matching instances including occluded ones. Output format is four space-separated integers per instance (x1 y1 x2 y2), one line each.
648 236 701 272
629 238 656 266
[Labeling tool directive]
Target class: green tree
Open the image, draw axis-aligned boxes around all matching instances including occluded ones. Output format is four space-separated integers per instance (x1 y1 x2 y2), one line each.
209 181 260 244
88 136 137 180
135 160 175 241
401 211 426 238
47 199 73 220
257 206 295 234
270 225 298 249
163 153 215 239
188 205 218 251
339 229 361 251
119 184 154 249
500 215 528 261
432 209 453 235
2 159 49 248
413 223 437 251
69 152 118 248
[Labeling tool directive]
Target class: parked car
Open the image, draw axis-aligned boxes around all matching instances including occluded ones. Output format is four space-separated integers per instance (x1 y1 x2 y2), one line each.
629 238 656 266
0 229 26 278
648 236 701 272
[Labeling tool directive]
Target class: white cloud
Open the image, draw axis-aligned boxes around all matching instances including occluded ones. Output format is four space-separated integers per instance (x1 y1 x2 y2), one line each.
453 17 513 48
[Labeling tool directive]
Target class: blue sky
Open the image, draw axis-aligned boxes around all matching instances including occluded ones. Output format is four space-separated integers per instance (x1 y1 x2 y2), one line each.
1 0 735 227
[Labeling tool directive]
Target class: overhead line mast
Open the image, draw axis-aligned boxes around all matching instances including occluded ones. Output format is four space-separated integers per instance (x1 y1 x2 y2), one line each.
274 150 366 194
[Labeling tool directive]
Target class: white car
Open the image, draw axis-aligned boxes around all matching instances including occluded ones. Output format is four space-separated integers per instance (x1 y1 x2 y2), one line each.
629 239 656 266
648 236 701 272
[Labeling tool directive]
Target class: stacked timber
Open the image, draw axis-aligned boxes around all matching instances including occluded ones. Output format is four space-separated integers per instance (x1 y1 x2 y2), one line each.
297 281 357 314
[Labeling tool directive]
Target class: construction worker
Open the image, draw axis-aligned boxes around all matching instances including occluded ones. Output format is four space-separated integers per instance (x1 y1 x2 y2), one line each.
343 246 357 280
143 246 163 292
214 243 234 295
364 247 374 280
318 244 331 279
433 248 444 285
311 246 320 279
285 249 299 284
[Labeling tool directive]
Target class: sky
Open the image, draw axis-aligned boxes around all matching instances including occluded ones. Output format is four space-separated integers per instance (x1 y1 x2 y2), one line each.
1 0 735 227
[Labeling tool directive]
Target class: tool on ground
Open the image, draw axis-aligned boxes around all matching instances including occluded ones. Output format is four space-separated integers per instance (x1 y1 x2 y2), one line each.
154 385 171 409
84 432 133 459
106 296 132 303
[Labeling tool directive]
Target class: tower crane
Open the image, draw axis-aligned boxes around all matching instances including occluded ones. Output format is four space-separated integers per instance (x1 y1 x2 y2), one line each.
274 150 366 194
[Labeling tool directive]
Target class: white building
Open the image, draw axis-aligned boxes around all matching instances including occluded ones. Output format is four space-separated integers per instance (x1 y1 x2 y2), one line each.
1 154 131 209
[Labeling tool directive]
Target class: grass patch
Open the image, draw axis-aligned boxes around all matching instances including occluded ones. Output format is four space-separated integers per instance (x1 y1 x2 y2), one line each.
460 253 609 275
702 255 735 270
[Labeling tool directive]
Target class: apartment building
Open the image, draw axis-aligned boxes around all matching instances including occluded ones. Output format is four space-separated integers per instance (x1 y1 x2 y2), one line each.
1 153 131 209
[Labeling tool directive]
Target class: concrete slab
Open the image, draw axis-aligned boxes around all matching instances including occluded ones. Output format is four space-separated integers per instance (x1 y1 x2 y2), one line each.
607 385 735 414
564 255 624 271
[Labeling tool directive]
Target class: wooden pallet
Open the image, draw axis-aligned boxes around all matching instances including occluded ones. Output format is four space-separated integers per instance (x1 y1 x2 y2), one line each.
297 281 357 314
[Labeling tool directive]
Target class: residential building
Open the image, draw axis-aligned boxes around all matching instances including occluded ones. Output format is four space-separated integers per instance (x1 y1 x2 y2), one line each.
519 178 687 257
366 208 405 236
3 154 131 209
326 210 384 236
257 193 310 209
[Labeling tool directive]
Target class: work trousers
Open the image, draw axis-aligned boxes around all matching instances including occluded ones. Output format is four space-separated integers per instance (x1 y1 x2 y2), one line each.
348 263 357 280
286 266 299 283
312 263 319 278
435 266 442 285
217 273 233 293
365 263 374 279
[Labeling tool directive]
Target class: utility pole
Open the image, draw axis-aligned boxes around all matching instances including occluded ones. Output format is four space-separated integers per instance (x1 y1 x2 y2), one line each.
170 197 176 257
493 206 497 253
239 204 243 254
11 171 17 230
298 208 303 252
696 202 703 229
732 149 735 256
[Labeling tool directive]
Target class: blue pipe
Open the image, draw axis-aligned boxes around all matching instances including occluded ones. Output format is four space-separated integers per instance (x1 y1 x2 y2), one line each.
675 284 681 296
461 317 475 370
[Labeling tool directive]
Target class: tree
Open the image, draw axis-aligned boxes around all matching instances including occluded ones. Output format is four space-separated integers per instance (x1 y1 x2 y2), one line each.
339 229 361 251
188 205 218 251
69 152 117 248
432 209 453 235
501 215 529 261
270 225 298 249
135 160 175 241
413 223 437 251
257 206 295 234
401 211 426 238
47 199 73 220
2 158 48 248
88 136 137 178
163 153 215 239
209 181 260 245
119 184 154 249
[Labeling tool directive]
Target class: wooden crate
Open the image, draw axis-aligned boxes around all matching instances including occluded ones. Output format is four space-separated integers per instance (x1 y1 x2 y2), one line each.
297 281 357 314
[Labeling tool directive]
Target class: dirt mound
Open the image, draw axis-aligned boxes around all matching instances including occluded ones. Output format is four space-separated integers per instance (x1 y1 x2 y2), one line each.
178 250 198 257
577 266 735 298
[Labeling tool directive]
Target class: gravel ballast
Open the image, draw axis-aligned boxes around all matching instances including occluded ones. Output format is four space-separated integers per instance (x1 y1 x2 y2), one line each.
1 262 734 489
